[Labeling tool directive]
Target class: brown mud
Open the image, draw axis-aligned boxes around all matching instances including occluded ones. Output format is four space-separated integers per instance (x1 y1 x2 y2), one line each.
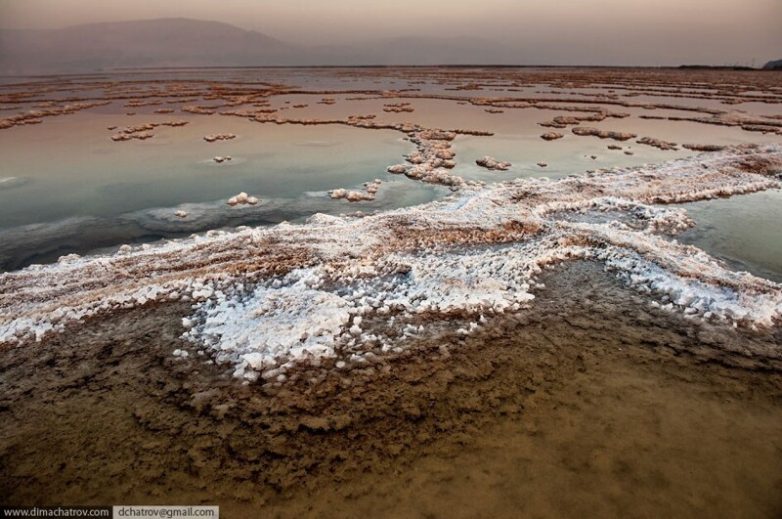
1 262 780 518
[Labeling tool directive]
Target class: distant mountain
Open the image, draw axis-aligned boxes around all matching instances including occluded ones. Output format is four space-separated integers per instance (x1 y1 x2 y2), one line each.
763 59 782 70
0 18 303 74
0 18 531 74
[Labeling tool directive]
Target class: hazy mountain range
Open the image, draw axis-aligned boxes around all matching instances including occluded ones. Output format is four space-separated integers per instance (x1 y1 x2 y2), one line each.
0 18 520 75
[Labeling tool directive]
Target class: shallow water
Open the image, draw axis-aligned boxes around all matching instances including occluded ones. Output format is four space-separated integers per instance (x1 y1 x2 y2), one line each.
680 189 782 283
1 67 781 271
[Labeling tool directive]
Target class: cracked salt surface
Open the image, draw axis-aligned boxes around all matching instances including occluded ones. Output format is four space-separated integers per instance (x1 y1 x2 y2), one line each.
1 145 781 381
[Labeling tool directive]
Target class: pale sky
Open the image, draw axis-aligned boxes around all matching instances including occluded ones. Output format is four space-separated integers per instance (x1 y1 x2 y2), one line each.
1 0 780 65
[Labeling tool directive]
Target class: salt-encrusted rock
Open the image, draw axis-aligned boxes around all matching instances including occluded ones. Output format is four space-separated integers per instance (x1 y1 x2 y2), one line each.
387 164 409 175
109 120 188 142
540 132 564 141
111 131 153 141
183 105 217 115
227 192 259 206
175 210 189 219
213 156 233 163
637 137 678 151
476 156 512 171
204 133 236 143
572 127 636 141
383 103 415 113
682 144 726 152
329 179 382 202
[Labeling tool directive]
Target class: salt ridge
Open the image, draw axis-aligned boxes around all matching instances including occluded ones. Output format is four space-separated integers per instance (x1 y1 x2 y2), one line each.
1 145 781 380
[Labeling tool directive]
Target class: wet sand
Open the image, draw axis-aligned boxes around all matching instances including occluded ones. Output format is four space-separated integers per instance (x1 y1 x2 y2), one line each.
2 262 780 518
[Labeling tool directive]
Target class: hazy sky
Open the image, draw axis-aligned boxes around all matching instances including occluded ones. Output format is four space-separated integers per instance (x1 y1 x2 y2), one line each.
1 0 780 65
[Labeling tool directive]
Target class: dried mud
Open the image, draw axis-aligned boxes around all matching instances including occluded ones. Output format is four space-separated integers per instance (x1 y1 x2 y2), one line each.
1 262 780 518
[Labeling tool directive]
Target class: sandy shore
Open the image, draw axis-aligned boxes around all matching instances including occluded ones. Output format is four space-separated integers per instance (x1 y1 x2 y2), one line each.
1 262 780 518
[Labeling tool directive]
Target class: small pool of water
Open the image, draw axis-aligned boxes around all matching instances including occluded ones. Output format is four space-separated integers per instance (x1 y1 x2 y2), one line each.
679 189 782 283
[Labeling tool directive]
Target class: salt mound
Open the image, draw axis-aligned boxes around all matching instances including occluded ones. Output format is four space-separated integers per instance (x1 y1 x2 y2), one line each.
204 133 236 143
637 136 678 151
572 127 636 141
227 192 259 206
187 274 352 381
476 156 512 171
329 179 382 202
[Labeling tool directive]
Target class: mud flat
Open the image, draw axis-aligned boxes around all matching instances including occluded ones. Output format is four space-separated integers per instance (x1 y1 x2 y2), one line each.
1 262 780 518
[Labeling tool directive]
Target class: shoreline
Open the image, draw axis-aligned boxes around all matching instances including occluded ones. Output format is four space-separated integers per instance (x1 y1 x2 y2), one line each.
1 261 780 516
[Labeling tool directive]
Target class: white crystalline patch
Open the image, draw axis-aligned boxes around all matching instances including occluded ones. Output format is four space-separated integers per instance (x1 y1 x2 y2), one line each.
183 244 577 376
1 145 782 368
577 223 782 327
186 275 351 379
390 249 537 314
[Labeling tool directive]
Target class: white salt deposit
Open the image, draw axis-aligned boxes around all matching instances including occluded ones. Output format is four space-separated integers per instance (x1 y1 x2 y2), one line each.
227 192 259 206
1 145 781 379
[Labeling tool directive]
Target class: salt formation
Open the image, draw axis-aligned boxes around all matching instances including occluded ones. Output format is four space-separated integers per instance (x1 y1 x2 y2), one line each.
637 137 678 151
110 121 188 142
183 105 217 115
1 146 782 382
0 101 110 130
572 127 636 141
383 103 414 113
204 133 236 143
385 129 465 187
541 132 564 141
476 156 512 171
683 144 726 152
537 110 630 129
227 192 259 206
329 179 382 202
213 156 232 163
